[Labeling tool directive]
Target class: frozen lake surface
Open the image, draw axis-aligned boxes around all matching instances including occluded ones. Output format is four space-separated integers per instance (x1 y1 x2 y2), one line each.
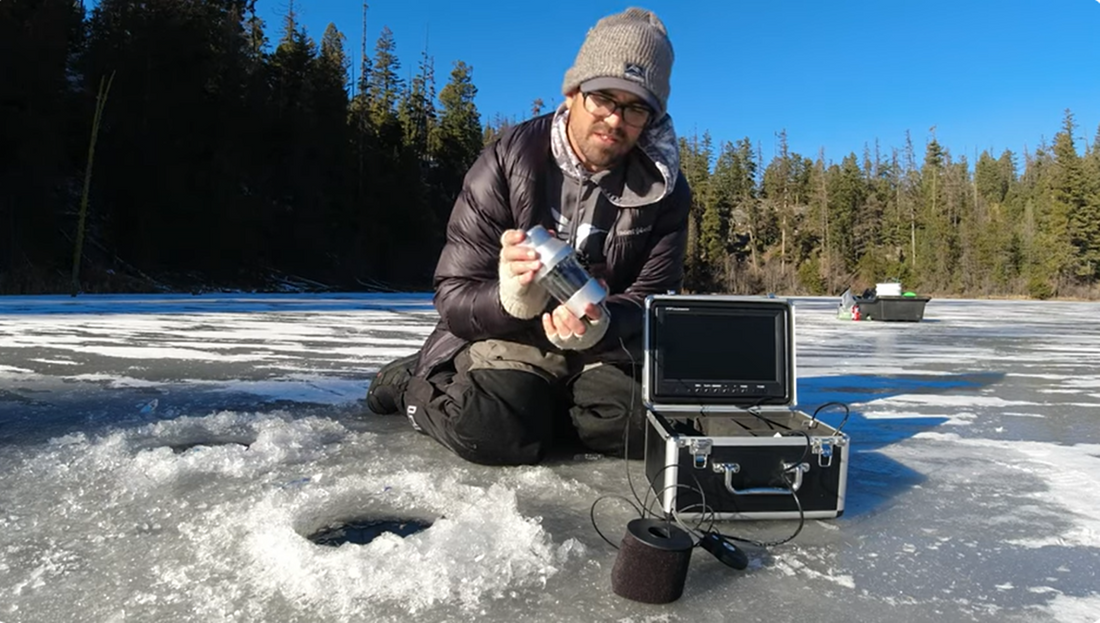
1 293 1098 623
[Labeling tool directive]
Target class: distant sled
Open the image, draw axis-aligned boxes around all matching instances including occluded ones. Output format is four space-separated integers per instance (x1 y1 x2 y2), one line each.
838 281 931 322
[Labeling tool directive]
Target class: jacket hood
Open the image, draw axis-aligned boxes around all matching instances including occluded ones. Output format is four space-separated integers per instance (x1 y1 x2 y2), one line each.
550 104 680 208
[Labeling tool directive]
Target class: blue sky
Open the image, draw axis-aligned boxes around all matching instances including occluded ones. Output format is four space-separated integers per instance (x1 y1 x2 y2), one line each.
259 0 1100 166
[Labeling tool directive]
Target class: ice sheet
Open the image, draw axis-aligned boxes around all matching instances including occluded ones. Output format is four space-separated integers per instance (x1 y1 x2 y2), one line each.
1 294 1099 623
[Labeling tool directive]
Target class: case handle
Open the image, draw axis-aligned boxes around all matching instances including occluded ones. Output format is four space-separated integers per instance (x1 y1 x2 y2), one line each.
712 462 809 496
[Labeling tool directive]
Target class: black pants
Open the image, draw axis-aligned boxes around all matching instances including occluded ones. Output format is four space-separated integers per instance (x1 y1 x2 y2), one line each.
401 340 647 466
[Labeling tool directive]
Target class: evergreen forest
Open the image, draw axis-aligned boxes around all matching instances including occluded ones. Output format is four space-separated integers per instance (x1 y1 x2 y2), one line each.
3 0 1099 299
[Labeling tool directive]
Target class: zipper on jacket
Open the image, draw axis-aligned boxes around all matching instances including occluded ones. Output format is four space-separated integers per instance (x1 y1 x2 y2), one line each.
568 174 584 248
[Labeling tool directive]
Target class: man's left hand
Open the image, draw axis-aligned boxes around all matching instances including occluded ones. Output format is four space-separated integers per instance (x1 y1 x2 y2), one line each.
542 303 602 340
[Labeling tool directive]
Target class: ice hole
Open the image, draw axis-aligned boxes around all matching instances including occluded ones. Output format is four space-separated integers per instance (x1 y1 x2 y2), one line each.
306 517 433 547
168 440 251 454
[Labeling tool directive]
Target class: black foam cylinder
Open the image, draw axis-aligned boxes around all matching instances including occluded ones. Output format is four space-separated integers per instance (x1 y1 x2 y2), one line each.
610 518 694 604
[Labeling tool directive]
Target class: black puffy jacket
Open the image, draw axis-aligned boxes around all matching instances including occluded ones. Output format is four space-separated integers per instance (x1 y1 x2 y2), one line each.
414 113 691 377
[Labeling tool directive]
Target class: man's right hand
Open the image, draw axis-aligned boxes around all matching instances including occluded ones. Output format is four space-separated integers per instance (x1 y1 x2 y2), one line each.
499 229 543 286
498 229 552 319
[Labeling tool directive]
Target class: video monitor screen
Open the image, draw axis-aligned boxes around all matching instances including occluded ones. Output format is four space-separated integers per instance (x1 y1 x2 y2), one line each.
649 299 791 405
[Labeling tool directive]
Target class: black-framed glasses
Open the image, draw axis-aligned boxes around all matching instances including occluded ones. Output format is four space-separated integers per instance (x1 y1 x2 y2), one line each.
582 91 653 128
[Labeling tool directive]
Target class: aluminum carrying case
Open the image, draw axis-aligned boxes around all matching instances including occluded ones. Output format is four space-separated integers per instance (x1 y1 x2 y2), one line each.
642 295 850 520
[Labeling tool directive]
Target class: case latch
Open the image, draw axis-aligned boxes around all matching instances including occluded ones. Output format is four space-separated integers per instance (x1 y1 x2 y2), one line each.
813 438 834 468
688 438 712 469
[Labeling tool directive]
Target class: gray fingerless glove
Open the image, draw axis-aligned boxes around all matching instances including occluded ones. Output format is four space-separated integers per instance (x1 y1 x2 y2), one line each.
498 238 551 319
546 311 610 351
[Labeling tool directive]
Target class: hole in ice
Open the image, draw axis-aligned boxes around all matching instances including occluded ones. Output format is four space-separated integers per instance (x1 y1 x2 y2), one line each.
168 440 251 454
306 517 433 547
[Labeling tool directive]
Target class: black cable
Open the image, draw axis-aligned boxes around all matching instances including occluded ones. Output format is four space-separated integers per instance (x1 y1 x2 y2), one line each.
811 401 852 432
692 425 810 549
588 494 643 550
670 468 805 550
642 465 682 517
749 408 778 430
732 417 756 434
619 337 650 518
781 428 813 468
592 337 695 551
745 397 791 431
607 414 810 552
644 464 708 527
674 503 714 536
716 480 806 548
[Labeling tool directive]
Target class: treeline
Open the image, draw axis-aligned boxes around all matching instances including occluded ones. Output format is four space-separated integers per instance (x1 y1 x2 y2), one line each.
2 0 485 293
679 117 1100 299
3 1 1099 298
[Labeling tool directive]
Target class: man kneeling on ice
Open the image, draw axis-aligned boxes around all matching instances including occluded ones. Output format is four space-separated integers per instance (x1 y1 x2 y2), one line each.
368 7 692 465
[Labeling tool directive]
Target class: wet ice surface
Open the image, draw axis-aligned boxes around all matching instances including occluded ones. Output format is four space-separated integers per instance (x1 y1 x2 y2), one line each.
1 293 1098 623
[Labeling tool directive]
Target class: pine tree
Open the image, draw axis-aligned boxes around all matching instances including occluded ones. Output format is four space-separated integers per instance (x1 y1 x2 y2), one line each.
827 153 865 276
853 143 891 287
318 24 350 95
677 132 713 290
432 60 483 187
399 49 436 158
975 151 1009 205
347 5 374 254
81 0 268 275
693 134 724 274
969 150 1014 292
244 0 266 59
265 6 321 270
1019 139 1062 297
798 150 830 292
917 135 951 288
1055 111 1100 280
482 113 515 145
313 23 353 278
723 138 761 289
393 48 440 281
0 0 85 290
367 26 403 129
1086 125 1100 278
761 130 813 288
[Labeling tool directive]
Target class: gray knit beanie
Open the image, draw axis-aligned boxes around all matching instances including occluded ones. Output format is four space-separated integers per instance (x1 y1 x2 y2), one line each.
562 7 674 116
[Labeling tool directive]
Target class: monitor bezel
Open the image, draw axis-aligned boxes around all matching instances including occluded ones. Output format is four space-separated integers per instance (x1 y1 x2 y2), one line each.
642 295 796 411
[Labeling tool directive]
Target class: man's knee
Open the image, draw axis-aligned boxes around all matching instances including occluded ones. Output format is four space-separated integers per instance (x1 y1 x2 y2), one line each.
449 368 559 466
572 363 643 413
570 363 646 457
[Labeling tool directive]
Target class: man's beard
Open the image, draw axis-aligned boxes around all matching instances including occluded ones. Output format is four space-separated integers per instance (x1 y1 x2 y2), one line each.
577 122 631 170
